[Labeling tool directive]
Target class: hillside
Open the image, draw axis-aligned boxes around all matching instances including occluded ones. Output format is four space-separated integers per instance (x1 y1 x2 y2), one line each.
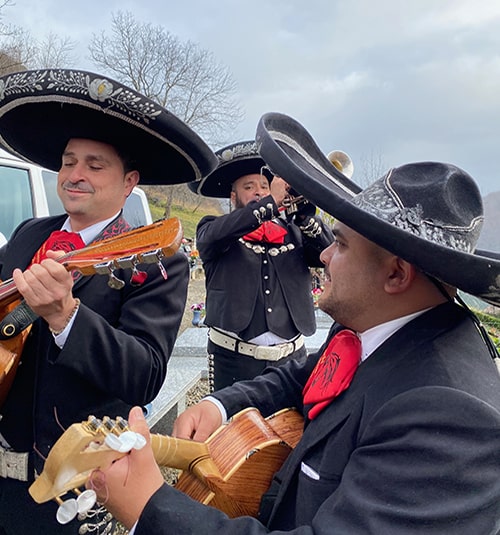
142 185 225 240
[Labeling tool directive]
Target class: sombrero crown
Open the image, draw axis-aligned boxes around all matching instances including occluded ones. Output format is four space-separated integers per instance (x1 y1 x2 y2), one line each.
256 112 500 307
188 140 272 198
0 69 217 185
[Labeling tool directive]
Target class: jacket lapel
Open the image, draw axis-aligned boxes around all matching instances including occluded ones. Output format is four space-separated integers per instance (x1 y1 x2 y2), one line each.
269 302 461 521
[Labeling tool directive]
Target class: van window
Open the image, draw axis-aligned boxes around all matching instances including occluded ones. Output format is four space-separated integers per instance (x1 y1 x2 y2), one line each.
42 169 65 215
123 191 150 228
0 165 34 239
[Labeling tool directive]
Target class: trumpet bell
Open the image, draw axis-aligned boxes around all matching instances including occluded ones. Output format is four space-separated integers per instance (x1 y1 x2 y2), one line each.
327 150 354 179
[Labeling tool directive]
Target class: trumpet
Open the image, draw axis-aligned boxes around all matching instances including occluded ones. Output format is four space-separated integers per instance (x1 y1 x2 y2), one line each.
327 150 354 179
279 193 307 214
279 149 354 214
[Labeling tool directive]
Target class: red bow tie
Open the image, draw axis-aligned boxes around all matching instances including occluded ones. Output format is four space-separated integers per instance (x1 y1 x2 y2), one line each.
303 329 361 419
31 230 85 265
243 221 288 244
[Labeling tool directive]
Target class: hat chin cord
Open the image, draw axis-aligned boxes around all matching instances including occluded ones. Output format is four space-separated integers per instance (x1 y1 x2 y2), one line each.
427 274 500 362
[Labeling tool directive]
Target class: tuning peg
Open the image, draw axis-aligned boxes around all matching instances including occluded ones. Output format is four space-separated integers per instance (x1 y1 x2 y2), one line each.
132 432 147 449
116 254 148 286
130 267 148 286
114 416 128 431
56 496 78 524
141 250 168 280
107 272 125 290
75 489 97 514
55 488 97 524
104 433 125 451
94 261 125 290
104 430 147 452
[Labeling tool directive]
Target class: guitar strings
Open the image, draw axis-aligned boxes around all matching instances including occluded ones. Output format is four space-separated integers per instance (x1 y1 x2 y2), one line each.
32 441 47 461
53 405 67 432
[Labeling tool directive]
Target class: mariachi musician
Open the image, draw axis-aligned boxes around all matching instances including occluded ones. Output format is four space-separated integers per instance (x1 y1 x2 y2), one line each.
0 68 216 535
188 140 337 391
98 113 500 535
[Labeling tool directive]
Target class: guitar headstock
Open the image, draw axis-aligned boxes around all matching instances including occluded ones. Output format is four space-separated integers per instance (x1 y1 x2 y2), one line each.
30 408 217 507
29 415 132 504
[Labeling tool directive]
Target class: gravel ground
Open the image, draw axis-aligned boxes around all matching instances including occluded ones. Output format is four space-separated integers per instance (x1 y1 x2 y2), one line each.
179 276 207 334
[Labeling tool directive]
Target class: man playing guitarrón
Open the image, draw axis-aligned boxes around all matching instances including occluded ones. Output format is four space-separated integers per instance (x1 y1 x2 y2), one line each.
95 113 500 535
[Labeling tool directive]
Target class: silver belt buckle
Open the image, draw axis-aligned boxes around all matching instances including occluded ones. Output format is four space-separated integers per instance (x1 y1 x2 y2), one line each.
253 345 274 360
279 342 293 359
0 447 30 481
254 344 290 361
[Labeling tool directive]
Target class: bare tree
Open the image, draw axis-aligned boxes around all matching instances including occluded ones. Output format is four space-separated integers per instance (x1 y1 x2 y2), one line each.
88 11 244 218
31 32 76 68
0 25 33 73
89 11 243 148
0 25 76 75
358 149 386 188
1 0 76 72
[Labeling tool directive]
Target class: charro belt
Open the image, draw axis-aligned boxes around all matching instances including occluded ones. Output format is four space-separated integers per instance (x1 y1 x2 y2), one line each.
209 328 304 361
0 445 30 481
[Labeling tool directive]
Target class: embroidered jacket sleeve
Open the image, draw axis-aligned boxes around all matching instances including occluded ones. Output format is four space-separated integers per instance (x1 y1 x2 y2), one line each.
56 252 189 405
293 213 333 266
196 195 280 261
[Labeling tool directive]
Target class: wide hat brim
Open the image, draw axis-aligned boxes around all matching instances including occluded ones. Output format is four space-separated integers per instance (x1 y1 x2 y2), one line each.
256 112 500 308
0 69 218 185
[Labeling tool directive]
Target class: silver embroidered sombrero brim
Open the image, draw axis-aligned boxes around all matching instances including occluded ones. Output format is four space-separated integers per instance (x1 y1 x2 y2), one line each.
188 140 273 198
256 112 500 307
0 69 217 185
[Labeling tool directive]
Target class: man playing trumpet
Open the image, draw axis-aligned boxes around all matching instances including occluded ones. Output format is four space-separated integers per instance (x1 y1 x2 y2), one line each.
188 140 334 390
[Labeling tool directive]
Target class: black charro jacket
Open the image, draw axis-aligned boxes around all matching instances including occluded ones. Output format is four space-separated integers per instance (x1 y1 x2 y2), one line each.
197 195 333 339
136 302 500 534
0 215 188 474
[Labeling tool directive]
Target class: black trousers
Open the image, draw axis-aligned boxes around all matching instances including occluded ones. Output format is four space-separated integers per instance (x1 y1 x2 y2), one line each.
208 339 307 391
0 477 115 535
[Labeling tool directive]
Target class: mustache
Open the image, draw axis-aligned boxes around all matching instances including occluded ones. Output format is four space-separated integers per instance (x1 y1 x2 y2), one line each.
61 181 94 193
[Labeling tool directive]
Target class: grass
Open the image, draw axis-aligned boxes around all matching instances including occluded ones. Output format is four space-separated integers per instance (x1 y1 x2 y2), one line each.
149 203 220 240
474 309 500 348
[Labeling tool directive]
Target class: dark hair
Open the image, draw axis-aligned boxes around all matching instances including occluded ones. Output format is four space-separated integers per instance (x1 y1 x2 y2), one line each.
114 145 139 174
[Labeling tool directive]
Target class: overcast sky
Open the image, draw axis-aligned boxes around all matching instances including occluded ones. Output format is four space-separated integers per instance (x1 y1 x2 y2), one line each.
3 0 500 195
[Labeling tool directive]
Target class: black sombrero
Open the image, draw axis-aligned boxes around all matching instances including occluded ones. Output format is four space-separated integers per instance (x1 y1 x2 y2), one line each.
256 112 500 307
188 140 273 198
0 69 218 185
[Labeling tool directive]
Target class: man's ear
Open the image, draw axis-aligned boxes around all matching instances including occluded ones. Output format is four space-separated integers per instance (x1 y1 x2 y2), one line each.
125 170 140 194
385 257 416 294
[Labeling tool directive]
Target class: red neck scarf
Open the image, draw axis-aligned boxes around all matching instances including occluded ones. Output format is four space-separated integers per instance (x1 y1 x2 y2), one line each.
303 329 361 419
243 221 287 244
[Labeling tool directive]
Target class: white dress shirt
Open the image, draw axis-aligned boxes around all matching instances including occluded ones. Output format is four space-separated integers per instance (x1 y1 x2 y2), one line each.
51 213 120 346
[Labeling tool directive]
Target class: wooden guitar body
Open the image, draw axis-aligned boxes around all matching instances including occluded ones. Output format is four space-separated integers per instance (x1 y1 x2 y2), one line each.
0 299 30 408
174 407 303 518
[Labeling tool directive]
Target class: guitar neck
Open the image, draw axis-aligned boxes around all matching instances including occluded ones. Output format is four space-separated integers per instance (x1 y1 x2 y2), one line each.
151 434 222 480
0 218 183 310
0 255 78 309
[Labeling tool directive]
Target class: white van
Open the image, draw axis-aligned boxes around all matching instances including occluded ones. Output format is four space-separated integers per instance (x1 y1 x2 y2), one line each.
0 148 153 245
